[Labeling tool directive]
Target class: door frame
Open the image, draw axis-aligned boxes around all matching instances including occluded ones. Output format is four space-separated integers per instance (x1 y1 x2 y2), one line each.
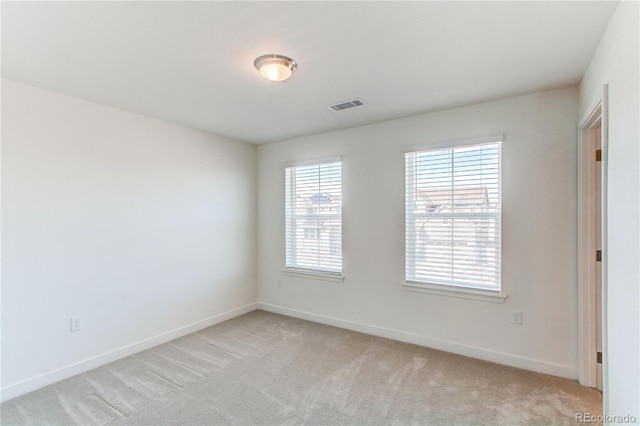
577 84 608 391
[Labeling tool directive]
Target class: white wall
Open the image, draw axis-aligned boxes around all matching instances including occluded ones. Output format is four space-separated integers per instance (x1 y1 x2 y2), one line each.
580 1 640 419
257 86 580 378
1 80 257 400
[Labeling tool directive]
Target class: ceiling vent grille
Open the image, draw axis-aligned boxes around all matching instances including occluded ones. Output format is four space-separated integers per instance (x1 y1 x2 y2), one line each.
329 99 366 111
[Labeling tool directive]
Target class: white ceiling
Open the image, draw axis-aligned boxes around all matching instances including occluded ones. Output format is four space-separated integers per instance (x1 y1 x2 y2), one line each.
2 1 617 144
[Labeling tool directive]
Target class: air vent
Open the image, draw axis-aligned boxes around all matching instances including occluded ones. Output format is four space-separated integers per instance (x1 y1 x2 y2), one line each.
329 99 366 111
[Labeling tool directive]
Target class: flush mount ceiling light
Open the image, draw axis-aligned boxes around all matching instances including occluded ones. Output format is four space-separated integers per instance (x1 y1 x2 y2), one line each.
254 54 297 82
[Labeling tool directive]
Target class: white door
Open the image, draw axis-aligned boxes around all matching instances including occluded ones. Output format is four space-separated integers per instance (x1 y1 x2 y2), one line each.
594 123 603 392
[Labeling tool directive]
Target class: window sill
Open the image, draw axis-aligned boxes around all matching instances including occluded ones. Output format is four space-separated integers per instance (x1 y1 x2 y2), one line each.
402 281 506 303
283 269 345 283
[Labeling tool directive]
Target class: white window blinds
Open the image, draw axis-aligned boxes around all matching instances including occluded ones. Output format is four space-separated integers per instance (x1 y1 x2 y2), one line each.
405 141 501 291
285 160 342 275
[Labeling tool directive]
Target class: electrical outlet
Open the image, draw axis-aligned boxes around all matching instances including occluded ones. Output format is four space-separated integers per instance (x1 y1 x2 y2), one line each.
277 279 282 287
512 311 523 325
70 316 82 332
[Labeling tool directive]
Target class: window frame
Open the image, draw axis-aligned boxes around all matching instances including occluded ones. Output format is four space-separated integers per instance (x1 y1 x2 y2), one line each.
284 156 344 281
403 135 505 302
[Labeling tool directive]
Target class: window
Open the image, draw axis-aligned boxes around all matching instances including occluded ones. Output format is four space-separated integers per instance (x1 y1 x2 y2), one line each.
285 159 342 276
405 140 501 292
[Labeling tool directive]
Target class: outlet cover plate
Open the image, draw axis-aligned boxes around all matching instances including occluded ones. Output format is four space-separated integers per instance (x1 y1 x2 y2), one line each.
512 311 523 325
70 317 82 332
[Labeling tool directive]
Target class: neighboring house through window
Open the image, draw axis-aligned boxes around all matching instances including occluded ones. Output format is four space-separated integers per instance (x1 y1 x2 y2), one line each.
285 158 342 276
405 139 502 291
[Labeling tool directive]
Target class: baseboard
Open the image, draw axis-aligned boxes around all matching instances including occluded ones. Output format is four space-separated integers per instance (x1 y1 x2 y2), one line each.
1 303 257 402
257 302 577 380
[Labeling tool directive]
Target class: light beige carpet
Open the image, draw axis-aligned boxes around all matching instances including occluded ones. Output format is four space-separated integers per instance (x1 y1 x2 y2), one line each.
1 310 601 425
